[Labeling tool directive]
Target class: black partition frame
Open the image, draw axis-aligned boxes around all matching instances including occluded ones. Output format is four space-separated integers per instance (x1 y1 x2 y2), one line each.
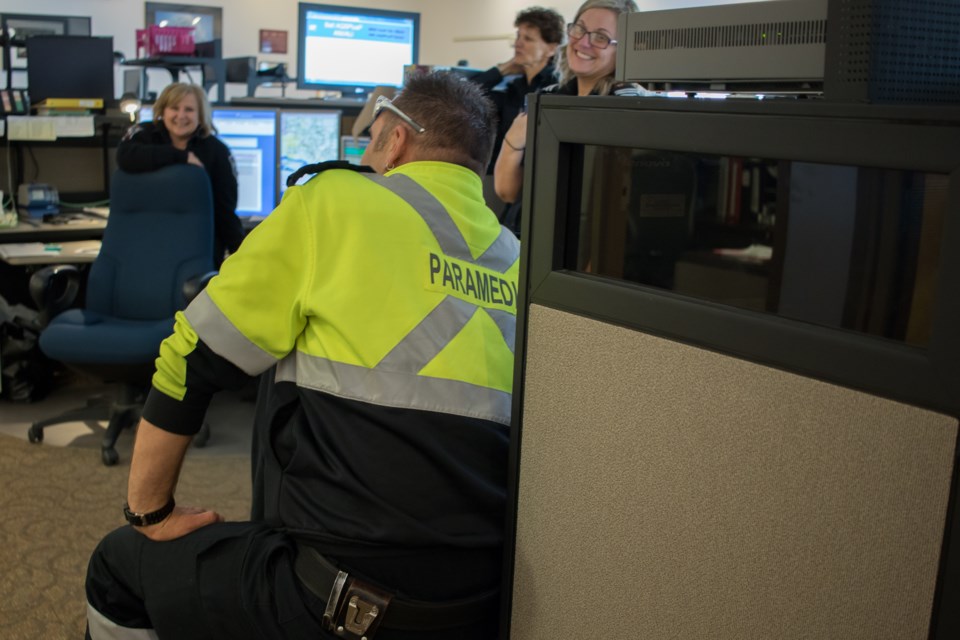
500 94 960 639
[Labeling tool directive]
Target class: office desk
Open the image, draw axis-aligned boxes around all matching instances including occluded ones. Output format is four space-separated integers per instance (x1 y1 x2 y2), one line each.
0 240 101 266
0 215 107 243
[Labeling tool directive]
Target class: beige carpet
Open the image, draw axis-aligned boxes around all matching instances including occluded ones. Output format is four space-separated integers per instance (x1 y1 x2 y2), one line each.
0 434 251 639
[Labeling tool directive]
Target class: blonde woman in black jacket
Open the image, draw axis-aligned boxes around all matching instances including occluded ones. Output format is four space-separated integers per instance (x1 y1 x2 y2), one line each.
117 82 243 267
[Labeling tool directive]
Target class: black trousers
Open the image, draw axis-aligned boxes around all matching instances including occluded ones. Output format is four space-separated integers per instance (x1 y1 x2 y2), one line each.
85 522 499 640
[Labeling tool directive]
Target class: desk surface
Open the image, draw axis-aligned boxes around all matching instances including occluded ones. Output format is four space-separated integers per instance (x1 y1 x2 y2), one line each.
0 240 101 266
0 214 107 243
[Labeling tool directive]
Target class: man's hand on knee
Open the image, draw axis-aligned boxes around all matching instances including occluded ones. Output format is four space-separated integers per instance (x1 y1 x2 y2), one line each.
134 505 224 542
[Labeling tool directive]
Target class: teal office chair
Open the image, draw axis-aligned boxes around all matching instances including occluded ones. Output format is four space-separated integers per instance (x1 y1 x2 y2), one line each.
27 164 216 465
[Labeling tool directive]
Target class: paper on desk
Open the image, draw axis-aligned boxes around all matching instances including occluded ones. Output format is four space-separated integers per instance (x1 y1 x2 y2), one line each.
5 115 95 139
713 244 773 262
7 116 56 141
0 243 48 258
54 115 96 137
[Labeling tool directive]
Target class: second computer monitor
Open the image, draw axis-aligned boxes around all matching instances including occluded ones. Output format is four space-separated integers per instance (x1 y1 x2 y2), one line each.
279 110 342 193
211 107 279 220
340 135 371 166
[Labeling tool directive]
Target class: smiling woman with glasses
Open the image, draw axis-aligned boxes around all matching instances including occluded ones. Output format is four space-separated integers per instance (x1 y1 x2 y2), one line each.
492 0 640 237
554 0 638 97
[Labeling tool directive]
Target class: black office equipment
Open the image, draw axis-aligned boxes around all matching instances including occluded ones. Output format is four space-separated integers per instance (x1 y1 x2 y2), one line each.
25 35 114 105
824 0 960 104
617 0 960 104
122 68 145 101
1 13 93 97
616 0 827 94
296 3 419 99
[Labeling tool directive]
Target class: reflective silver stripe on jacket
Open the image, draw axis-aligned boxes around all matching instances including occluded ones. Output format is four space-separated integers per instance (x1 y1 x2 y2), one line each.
87 602 159 640
277 351 513 425
185 291 280 376
368 173 519 273
276 173 519 425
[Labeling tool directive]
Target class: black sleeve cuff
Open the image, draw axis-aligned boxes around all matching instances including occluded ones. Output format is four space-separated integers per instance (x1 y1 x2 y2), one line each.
142 387 212 436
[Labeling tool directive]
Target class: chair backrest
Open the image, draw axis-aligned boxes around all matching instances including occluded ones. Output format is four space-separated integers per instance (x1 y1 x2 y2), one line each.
86 165 214 320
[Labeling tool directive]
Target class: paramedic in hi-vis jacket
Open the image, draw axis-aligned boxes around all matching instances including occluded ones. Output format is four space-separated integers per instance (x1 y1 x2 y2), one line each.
85 72 520 640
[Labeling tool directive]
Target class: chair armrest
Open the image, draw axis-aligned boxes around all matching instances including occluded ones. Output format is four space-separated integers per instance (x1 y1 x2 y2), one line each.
28 264 81 326
183 271 218 303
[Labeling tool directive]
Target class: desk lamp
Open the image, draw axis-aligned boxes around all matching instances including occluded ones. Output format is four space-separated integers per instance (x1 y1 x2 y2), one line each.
119 92 142 123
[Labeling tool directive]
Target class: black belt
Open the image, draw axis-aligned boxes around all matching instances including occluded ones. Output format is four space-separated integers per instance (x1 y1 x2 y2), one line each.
293 545 499 635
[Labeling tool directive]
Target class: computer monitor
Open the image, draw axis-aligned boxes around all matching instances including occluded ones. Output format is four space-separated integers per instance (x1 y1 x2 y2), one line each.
340 135 370 166
25 36 114 104
297 3 419 98
278 110 341 192
139 104 154 123
211 107 278 220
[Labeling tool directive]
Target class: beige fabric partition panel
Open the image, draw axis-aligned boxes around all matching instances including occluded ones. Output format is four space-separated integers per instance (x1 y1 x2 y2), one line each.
511 304 958 639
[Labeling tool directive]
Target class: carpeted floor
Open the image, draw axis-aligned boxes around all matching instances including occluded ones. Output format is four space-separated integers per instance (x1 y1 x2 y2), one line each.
0 434 251 639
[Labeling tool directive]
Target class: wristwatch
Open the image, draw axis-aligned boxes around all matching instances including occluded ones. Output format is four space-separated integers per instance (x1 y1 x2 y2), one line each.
123 497 175 527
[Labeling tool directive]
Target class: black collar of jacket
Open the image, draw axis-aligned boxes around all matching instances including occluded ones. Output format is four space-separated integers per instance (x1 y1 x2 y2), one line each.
286 160 375 189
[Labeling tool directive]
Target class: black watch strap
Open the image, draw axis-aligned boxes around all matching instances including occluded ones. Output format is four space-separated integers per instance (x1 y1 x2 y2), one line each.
123 497 176 527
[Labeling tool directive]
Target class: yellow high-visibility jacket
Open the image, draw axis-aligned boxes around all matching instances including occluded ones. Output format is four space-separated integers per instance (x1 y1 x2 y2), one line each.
143 161 520 551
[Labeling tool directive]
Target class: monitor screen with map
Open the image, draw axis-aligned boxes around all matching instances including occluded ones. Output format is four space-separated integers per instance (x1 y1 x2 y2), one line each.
278 109 342 194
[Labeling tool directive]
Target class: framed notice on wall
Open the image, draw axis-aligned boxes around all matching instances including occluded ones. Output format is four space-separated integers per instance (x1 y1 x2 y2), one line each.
259 29 288 54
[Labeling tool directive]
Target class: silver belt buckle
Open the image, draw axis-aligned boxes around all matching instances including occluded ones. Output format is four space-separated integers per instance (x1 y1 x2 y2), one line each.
322 570 349 629
343 594 380 636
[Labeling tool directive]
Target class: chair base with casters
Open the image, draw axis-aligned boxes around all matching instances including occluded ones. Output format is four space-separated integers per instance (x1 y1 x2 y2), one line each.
24 307 216 465
28 381 145 466
25 362 212 466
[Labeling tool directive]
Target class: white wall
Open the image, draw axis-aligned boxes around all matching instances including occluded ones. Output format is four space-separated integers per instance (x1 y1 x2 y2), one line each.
0 0 771 98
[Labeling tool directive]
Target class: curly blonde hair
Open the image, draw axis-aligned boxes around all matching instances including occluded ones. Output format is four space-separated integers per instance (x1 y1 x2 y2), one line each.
554 0 638 95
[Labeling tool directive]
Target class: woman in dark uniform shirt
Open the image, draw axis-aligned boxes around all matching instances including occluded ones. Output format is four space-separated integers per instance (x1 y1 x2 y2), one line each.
471 7 565 173
494 0 640 238
116 82 243 267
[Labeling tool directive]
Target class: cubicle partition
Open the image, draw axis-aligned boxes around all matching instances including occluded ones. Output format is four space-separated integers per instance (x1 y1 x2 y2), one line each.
503 95 960 639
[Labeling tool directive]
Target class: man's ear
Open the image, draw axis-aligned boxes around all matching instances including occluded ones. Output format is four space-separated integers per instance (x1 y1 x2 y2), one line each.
385 124 411 168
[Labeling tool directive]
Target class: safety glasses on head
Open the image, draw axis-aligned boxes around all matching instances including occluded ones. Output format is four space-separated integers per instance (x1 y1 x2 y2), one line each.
372 95 426 134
